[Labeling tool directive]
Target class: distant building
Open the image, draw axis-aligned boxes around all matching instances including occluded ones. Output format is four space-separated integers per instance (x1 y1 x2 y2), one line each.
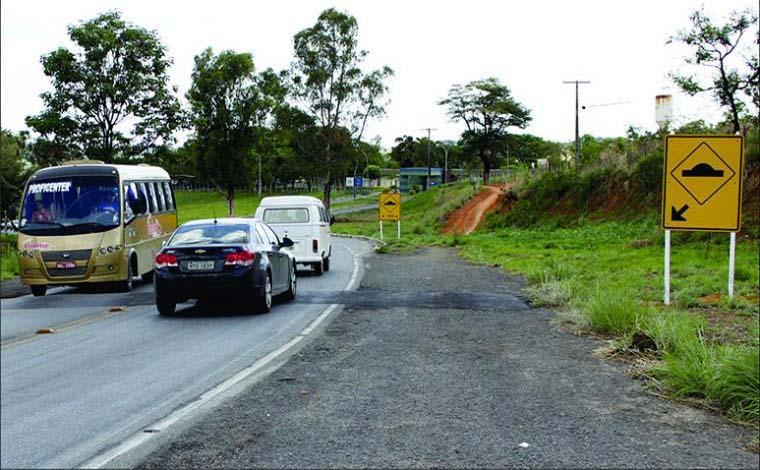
399 167 445 192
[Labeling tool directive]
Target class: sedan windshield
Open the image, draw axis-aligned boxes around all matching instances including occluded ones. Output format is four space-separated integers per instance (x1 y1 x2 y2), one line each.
170 224 250 246
19 176 120 235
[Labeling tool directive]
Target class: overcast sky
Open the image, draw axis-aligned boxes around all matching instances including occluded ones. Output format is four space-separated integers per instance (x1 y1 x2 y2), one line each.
1 0 757 148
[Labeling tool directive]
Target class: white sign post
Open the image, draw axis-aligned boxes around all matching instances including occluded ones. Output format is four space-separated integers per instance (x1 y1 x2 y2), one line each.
728 232 736 298
379 220 383 241
664 230 671 306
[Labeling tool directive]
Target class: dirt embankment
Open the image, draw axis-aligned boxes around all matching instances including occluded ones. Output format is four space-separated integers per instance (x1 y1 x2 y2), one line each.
442 185 509 235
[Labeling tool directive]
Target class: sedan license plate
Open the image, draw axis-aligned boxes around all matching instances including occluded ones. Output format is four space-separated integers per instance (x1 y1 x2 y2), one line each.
187 260 215 271
56 261 77 269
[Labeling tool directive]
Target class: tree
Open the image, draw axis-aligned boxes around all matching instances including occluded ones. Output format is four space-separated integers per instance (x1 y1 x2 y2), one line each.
290 8 393 206
25 11 184 163
439 78 531 182
1 130 32 220
186 48 284 215
669 8 759 133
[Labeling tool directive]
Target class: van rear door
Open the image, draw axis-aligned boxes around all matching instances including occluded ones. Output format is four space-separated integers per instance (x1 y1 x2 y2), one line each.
260 207 312 261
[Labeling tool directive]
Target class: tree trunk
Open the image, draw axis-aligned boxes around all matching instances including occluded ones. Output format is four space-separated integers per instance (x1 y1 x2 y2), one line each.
481 153 491 183
323 139 332 208
226 186 235 216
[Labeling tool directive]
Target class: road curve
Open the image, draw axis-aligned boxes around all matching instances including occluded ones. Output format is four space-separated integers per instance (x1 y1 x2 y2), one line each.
0 237 373 469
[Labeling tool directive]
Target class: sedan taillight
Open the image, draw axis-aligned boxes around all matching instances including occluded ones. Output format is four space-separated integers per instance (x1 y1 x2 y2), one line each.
155 253 178 269
225 250 255 267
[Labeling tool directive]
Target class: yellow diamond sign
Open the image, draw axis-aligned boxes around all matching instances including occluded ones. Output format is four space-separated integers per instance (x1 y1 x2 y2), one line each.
379 193 401 221
662 135 744 231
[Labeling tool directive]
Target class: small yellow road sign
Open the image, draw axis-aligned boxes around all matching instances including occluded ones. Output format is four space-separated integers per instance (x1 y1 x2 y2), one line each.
379 193 401 221
662 135 744 231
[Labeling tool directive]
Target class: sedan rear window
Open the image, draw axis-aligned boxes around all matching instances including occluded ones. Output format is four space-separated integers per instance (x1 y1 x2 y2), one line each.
170 224 250 245
263 208 309 224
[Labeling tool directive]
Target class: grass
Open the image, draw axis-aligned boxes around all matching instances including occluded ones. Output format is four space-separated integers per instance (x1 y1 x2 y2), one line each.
333 182 759 426
1 234 19 281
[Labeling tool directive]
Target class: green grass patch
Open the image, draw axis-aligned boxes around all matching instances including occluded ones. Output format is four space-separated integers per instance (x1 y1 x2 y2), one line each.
1 233 19 280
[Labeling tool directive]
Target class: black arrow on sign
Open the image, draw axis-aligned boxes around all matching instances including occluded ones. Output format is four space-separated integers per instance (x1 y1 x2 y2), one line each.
671 204 689 221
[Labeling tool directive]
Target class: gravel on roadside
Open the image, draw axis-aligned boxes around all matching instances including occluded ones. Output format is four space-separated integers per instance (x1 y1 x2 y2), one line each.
1 277 27 299
138 248 758 469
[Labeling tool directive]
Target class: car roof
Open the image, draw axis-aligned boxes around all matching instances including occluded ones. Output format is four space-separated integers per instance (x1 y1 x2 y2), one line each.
259 195 324 207
181 218 259 227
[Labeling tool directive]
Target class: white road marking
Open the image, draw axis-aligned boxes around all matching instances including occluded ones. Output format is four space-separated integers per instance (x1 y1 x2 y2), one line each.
81 239 364 469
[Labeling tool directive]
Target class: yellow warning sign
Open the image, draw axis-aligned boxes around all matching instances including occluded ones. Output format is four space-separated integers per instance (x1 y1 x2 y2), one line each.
662 135 744 231
379 193 401 221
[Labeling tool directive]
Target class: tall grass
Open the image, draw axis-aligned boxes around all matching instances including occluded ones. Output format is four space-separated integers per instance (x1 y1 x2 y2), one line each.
1 233 19 280
583 290 648 335
713 346 760 423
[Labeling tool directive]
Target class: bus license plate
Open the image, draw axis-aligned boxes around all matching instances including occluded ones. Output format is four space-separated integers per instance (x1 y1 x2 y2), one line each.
187 260 214 271
56 261 76 269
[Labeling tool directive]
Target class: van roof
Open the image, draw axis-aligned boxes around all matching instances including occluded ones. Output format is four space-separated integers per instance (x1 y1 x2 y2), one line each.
259 195 324 207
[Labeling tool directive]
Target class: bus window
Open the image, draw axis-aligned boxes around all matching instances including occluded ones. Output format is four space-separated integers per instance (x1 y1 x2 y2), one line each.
162 182 174 210
154 182 165 212
147 183 158 213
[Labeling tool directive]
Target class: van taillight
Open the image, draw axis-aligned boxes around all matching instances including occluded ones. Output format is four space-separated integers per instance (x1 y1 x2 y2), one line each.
312 239 318 253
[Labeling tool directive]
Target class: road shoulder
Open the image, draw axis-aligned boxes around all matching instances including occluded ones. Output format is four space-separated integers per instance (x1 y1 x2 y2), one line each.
138 247 758 468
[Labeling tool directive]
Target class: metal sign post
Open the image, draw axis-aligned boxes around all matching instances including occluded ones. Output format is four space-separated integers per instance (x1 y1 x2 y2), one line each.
664 230 671 305
728 232 736 298
661 135 744 304
379 192 401 241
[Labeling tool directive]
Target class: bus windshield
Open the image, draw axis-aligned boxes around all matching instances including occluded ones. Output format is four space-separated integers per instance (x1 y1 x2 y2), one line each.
19 175 121 235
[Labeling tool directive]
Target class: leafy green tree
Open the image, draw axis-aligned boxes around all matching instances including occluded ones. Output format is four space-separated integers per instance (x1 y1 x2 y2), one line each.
440 78 532 182
364 164 382 180
504 134 561 164
290 8 393 206
669 8 759 133
187 48 285 215
1 130 32 219
25 11 184 163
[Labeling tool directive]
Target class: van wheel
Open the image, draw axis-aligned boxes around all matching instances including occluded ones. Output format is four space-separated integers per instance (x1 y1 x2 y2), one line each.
313 260 323 275
323 256 330 272
31 285 47 297
118 258 135 292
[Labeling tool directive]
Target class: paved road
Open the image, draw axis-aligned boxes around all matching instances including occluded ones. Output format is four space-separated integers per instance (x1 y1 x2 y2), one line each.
0 237 374 469
139 248 758 469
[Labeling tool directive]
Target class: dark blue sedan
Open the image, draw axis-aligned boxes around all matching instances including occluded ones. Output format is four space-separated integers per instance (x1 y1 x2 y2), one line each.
153 218 296 315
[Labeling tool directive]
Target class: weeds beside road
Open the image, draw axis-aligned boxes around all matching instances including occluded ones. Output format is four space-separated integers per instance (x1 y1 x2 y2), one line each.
139 248 758 468
333 182 760 430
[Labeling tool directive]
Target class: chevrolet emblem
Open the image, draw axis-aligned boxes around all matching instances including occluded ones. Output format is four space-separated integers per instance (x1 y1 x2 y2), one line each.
194 249 206 254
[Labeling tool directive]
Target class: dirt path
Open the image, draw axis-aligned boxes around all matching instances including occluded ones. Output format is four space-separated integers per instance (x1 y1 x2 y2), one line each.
442 184 507 235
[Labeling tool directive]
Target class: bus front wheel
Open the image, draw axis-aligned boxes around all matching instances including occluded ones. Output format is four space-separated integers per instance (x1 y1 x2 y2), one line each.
31 285 47 297
118 257 135 292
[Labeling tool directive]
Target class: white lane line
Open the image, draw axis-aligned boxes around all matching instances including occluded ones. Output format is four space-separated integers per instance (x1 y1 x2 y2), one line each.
81 239 364 469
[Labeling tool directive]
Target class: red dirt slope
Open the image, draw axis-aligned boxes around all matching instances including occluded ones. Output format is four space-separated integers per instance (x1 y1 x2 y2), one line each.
442 185 509 235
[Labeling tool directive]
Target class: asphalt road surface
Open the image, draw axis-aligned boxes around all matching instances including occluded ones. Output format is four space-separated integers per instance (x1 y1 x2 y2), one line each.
139 248 758 469
0 237 374 469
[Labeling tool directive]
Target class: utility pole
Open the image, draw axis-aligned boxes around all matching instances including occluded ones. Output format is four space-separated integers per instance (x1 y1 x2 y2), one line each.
562 80 590 166
421 127 437 190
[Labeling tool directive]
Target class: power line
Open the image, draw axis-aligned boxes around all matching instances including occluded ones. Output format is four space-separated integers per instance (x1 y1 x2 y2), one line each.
562 80 591 166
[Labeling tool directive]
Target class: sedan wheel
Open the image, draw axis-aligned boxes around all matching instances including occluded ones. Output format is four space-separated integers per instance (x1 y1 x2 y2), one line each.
284 264 297 301
255 272 272 313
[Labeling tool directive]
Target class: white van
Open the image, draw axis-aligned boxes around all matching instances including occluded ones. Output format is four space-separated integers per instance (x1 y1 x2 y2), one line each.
254 196 333 274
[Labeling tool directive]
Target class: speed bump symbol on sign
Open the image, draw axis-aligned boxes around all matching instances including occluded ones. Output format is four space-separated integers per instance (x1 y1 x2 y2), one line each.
662 135 744 231
379 193 401 221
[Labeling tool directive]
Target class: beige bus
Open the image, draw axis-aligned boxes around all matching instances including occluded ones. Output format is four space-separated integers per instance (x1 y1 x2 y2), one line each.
17 161 178 296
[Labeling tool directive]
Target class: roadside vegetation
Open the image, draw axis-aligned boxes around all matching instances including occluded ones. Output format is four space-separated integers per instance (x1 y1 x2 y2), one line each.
1 234 19 281
334 166 759 427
